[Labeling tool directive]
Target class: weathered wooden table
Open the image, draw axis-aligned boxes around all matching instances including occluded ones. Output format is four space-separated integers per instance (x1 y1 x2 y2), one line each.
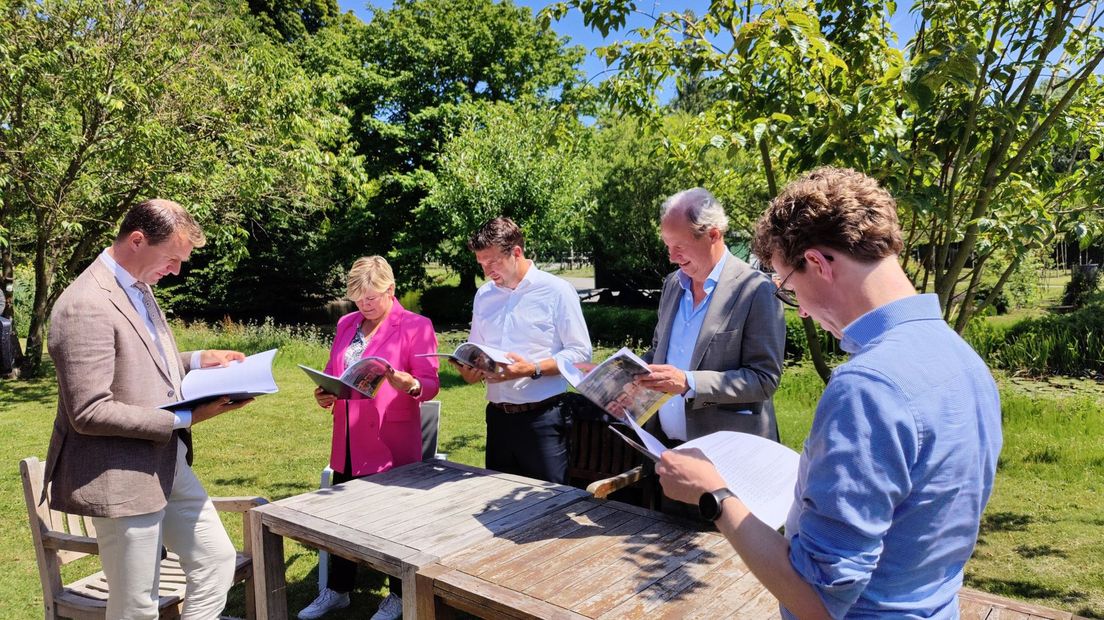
415 498 781 619
248 460 589 620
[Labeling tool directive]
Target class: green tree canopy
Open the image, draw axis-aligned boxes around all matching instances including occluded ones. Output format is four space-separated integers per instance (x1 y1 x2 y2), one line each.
0 0 359 374
418 101 595 288
328 0 587 288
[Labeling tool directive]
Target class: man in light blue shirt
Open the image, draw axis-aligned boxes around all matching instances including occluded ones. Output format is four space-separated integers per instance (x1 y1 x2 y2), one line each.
656 168 1002 618
638 188 785 444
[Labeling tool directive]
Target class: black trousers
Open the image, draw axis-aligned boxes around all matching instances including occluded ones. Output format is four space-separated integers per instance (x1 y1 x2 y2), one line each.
485 397 569 484
327 470 403 596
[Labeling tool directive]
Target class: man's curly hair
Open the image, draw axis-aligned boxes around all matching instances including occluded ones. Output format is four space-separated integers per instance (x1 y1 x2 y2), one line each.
753 167 903 268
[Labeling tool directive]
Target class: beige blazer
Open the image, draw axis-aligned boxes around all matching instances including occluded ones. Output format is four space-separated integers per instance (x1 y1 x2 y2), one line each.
43 258 194 518
643 256 786 441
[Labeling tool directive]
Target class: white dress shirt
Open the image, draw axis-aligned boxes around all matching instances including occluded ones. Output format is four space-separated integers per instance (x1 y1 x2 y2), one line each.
470 261 592 404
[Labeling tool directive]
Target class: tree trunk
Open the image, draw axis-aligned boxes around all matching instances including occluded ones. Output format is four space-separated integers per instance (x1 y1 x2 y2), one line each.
758 136 832 384
458 269 477 292
19 230 52 377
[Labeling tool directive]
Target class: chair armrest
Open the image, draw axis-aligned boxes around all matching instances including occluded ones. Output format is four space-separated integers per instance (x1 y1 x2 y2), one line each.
42 531 99 555
211 496 268 513
585 466 645 499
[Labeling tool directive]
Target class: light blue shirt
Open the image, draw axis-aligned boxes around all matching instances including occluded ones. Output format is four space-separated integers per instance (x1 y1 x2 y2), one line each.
656 251 730 441
470 261 592 405
783 294 1003 619
99 249 199 428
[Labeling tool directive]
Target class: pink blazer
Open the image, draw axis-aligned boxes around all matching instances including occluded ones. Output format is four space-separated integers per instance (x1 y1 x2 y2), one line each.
324 300 440 476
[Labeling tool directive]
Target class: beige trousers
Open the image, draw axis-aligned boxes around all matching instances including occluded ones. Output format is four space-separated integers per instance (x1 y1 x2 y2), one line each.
92 439 237 620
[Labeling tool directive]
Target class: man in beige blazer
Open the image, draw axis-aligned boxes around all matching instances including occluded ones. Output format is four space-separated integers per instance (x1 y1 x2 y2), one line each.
637 188 786 444
43 199 252 619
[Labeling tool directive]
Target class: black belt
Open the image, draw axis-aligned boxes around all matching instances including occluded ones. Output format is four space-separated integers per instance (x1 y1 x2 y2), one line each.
490 394 561 414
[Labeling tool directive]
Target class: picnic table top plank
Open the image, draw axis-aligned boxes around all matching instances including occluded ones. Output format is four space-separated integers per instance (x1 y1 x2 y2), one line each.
392 487 589 558
252 503 435 571
498 514 659 592
537 524 689 606
444 501 614 575
433 569 589 620
574 532 732 618
473 506 640 584
278 464 466 516
639 550 753 620
354 475 514 534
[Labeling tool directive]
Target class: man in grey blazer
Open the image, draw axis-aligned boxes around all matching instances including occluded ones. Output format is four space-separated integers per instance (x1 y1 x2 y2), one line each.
637 188 786 444
43 199 252 619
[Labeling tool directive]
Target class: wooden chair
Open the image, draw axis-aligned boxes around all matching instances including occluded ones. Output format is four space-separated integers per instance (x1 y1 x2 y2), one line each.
20 456 267 619
566 413 656 508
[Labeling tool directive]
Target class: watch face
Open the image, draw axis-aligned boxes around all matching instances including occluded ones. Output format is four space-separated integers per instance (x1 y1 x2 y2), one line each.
698 491 720 521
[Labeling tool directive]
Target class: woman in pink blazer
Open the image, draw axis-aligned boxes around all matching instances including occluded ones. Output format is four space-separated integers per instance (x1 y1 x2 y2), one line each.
299 256 440 620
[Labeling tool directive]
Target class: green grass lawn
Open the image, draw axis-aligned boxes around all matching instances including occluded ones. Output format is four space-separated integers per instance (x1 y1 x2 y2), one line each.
1 325 1101 618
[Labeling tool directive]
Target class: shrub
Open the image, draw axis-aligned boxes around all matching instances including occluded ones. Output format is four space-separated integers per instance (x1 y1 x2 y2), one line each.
419 285 475 329
581 305 657 349
984 303 1104 376
1060 264 1100 308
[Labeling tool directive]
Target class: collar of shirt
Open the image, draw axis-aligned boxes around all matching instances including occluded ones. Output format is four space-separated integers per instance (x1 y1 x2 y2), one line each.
492 259 536 293
99 248 139 288
675 250 730 315
840 293 942 354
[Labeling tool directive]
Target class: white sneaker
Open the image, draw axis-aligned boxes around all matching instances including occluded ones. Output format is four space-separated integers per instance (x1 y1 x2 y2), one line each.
369 593 403 620
297 588 351 619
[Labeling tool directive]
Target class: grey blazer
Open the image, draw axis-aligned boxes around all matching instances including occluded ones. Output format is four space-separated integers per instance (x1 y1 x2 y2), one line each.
43 258 195 518
643 255 786 441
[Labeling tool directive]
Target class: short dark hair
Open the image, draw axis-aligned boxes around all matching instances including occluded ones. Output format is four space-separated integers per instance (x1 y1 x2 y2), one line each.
467 217 524 254
116 198 206 247
753 167 902 268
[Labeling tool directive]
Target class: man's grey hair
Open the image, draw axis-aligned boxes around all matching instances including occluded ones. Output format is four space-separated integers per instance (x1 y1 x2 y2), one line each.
659 187 729 236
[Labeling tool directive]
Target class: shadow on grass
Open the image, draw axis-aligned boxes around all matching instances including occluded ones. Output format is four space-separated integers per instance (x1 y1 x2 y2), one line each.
1014 544 1067 559
980 511 1033 533
0 360 58 411
440 433 484 454
967 576 1089 609
212 477 316 499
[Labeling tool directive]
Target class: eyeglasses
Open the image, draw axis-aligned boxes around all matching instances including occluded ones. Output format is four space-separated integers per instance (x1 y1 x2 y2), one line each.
773 254 833 308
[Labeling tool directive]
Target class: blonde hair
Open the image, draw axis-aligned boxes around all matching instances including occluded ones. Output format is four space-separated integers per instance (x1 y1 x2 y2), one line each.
346 256 395 301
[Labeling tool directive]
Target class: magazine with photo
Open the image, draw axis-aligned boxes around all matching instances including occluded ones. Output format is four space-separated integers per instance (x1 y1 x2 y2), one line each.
160 348 279 410
557 347 671 426
298 356 392 399
417 342 512 373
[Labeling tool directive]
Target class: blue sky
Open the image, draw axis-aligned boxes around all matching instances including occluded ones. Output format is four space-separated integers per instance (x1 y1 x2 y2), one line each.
336 1 921 100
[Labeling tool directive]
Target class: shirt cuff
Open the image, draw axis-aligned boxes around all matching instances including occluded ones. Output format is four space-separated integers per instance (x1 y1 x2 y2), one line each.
684 371 697 399
190 350 203 369
173 410 192 429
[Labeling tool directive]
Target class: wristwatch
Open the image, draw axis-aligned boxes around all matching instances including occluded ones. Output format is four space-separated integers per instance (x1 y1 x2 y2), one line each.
530 363 543 380
699 487 737 521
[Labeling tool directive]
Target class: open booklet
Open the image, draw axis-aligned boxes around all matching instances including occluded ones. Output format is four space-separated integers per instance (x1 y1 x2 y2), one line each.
557 347 671 426
160 349 279 410
298 356 392 399
611 414 800 530
417 342 512 373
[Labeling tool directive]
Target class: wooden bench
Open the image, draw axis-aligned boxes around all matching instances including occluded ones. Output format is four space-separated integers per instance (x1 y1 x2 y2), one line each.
21 456 266 619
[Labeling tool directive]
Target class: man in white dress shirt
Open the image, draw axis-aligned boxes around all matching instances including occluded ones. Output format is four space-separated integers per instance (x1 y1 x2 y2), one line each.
455 217 592 483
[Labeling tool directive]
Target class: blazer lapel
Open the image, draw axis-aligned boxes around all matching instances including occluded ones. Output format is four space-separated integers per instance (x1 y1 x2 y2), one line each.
690 258 740 370
653 274 680 365
90 260 174 385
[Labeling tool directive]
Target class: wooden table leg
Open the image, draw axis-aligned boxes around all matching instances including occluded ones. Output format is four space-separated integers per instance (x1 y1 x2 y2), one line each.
249 508 288 620
415 563 456 620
